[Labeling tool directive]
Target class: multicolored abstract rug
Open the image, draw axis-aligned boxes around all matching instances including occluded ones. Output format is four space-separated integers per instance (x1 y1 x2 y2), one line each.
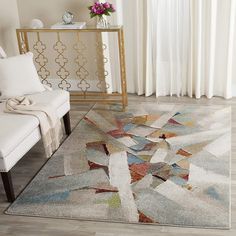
6 103 231 229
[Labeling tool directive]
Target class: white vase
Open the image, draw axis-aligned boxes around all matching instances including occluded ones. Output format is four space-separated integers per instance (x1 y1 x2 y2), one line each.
96 16 109 28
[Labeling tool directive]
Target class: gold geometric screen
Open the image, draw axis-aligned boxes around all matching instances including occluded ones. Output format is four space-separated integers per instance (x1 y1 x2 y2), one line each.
16 27 127 107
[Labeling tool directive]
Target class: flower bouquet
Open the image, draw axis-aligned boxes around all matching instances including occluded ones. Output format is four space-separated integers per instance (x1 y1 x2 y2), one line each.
88 1 116 28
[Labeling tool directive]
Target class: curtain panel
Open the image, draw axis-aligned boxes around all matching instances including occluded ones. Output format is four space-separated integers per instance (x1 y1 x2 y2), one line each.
109 0 236 99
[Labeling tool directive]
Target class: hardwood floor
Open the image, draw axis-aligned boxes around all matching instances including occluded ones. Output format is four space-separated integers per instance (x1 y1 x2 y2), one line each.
0 96 235 236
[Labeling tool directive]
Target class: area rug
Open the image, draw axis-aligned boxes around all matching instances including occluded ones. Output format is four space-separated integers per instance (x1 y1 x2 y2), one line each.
6 103 231 229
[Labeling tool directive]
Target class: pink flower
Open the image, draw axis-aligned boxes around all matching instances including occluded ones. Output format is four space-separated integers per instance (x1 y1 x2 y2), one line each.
89 1 115 18
103 2 110 9
92 6 97 13
95 1 100 6
110 4 116 12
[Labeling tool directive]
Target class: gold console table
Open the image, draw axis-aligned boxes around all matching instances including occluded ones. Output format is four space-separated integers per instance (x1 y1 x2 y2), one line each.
16 26 128 107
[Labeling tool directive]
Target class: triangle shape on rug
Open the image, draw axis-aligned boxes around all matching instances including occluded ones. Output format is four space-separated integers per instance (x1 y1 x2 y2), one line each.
138 211 155 223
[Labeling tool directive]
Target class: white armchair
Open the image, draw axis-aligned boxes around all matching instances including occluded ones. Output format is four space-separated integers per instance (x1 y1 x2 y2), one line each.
0 47 71 202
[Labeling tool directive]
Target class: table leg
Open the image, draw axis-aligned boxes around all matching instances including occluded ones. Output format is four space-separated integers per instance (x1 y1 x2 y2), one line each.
118 28 128 109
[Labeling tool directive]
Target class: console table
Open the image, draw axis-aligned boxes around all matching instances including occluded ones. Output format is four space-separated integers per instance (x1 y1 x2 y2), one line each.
16 26 128 108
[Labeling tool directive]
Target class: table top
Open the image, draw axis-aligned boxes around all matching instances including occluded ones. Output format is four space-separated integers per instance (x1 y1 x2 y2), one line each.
17 25 123 33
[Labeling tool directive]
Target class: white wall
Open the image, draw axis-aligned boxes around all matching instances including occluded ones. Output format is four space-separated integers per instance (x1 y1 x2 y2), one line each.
0 0 20 56
16 0 95 27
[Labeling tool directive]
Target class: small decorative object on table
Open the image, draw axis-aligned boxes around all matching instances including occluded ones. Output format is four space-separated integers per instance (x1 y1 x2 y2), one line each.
88 1 116 28
30 19 44 29
0 47 7 59
51 22 86 29
62 11 74 25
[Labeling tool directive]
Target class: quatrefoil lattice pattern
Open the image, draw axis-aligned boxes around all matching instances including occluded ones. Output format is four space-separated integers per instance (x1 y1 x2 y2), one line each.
33 32 51 87
74 33 90 93
53 33 71 90
95 40 110 92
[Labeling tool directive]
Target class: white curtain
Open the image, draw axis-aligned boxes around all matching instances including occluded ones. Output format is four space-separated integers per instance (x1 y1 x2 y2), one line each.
110 0 236 99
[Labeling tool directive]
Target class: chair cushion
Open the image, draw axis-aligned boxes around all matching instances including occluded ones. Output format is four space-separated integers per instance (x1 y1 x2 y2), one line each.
0 103 39 158
0 89 70 159
0 52 46 99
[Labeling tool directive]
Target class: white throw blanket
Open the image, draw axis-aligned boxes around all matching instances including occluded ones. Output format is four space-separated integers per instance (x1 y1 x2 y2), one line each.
4 96 62 158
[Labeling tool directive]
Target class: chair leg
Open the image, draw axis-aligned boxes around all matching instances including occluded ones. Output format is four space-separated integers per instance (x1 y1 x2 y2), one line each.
63 112 71 135
1 171 15 202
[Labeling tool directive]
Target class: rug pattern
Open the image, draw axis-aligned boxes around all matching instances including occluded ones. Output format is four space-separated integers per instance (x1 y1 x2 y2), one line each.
6 103 231 228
